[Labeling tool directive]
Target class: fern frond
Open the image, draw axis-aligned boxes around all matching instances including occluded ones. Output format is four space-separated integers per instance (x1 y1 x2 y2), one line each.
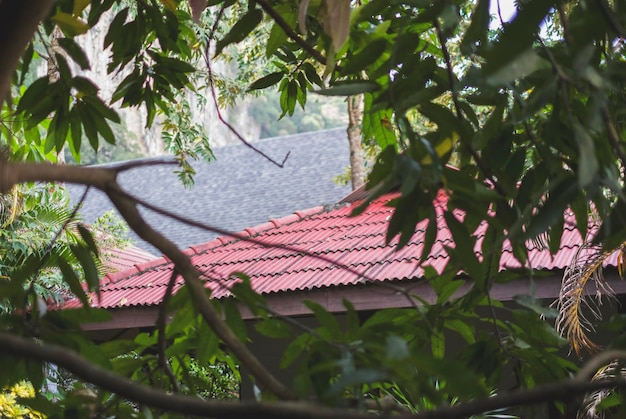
555 241 623 356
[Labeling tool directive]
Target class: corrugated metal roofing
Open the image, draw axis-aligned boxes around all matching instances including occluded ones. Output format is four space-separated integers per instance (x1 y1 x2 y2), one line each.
61 193 609 310
100 245 156 274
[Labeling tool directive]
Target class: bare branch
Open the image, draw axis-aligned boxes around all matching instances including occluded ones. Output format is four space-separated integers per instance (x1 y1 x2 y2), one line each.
104 183 296 400
4 331 626 419
433 20 505 197
204 5 289 169
107 158 180 173
601 106 626 175
0 158 295 400
0 332 349 419
157 269 181 392
575 350 626 382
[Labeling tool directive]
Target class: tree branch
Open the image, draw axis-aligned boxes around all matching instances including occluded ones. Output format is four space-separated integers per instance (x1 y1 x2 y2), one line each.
3 331 626 419
157 269 181 392
105 183 296 400
600 106 626 175
433 20 505 197
0 158 295 401
0 332 348 419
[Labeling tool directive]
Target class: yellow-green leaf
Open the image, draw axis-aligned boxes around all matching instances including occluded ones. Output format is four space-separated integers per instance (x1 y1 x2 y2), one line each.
73 0 90 16
52 11 90 36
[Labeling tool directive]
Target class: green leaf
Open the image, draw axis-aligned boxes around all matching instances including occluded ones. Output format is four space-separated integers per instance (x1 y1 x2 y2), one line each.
58 37 90 70
224 299 247 341
482 0 555 77
77 224 99 256
574 122 598 187
71 244 100 297
197 321 220 365
525 178 577 240
215 9 264 56
420 212 437 264
443 211 484 285
281 333 312 368
247 72 284 91
445 319 476 344
255 318 292 338
104 8 129 48
17 77 50 114
266 7 295 57
304 300 342 339
58 258 89 308
460 0 489 54
362 93 396 149
77 102 99 151
87 104 116 145
315 80 380 96
52 11 90 36
340 38 388 76
302 62 323 87
486 49 548 87
385 334 409 360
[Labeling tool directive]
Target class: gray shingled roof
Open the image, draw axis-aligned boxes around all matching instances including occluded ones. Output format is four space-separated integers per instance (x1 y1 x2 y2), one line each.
67 128 352 253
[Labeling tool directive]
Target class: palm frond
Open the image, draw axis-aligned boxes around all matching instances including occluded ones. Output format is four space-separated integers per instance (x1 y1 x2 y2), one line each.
578 360 626 419
555 240 624 356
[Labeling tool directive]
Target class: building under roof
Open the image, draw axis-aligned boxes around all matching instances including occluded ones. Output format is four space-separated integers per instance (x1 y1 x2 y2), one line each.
67 128 352 253
63 189 626 328
60 185 626 400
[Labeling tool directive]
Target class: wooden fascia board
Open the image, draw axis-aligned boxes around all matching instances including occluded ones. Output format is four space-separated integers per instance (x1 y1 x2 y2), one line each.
78 272 626 331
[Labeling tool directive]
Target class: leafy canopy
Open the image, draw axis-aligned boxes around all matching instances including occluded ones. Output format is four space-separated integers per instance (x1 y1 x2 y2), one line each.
3 0 626 418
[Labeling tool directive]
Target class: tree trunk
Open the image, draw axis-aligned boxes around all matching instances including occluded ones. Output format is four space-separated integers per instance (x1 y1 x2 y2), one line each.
347 94 365 190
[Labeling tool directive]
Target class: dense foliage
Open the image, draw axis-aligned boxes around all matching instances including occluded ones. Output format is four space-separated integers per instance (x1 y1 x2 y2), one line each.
3 0 626 418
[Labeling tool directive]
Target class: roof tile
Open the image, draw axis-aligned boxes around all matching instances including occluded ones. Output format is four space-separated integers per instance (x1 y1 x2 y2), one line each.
59 192 614 310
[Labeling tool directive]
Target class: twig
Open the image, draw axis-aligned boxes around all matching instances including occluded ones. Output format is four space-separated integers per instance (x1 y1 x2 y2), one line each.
575 349 626 382
23 185 91 323
598 0 626 39
600 106 626 175
252 0 328 66
107 158 180 172
204 4 289 169
157 269 181 392
538 37 572 83
556 1 571 46
433 20 505 197
496 0 507 28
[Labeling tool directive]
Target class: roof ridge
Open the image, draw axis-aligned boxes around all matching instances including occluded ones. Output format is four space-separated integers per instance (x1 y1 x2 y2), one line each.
190 206 326 255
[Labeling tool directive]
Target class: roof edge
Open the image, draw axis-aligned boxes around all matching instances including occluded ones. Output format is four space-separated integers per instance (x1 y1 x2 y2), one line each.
95 205 328 285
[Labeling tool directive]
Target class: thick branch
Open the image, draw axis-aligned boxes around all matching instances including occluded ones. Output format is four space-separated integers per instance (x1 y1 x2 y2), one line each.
0 159 294 400
0 333 350 419
3 332 626 419
105 183 295 400
0 161 116 193
0 0 54 103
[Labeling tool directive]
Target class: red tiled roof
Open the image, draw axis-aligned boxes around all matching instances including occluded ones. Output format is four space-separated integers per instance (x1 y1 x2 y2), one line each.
62 192 610 310
100 245 156 274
